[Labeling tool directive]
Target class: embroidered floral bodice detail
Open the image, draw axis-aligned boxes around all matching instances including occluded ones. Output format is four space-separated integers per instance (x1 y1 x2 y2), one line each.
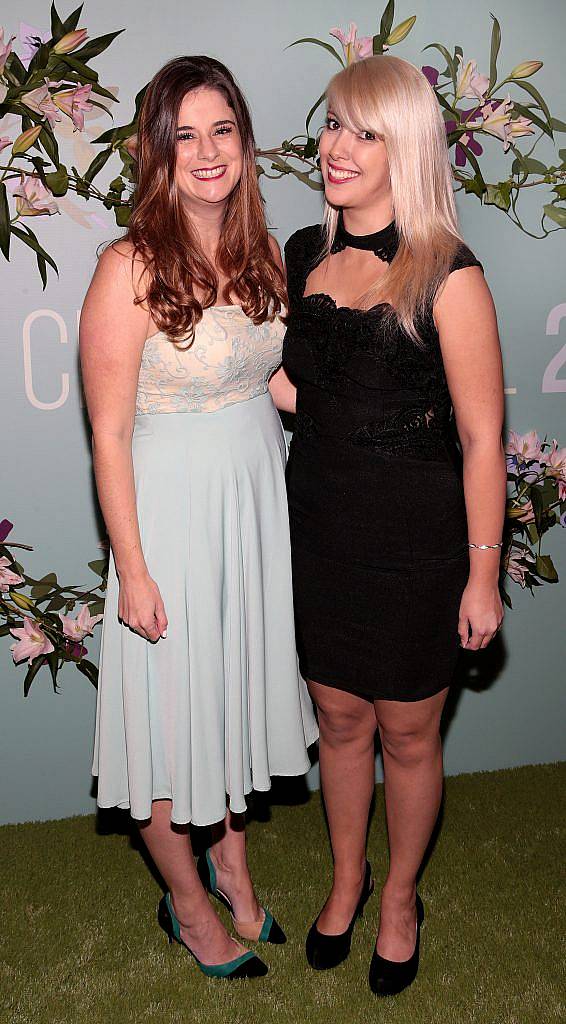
136 305 285 415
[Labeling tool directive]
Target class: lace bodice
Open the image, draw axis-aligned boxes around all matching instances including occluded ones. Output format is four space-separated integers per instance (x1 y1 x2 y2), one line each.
136 305 285 415
282 224 483 461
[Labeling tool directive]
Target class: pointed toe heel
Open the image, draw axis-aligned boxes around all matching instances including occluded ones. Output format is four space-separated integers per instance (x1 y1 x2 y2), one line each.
198 848 286 944
369 893 424 997
306 860 374 971
157 893 268 980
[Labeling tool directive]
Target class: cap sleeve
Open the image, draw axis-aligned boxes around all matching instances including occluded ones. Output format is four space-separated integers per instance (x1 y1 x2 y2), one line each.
450 242 484 275
284 225 324 310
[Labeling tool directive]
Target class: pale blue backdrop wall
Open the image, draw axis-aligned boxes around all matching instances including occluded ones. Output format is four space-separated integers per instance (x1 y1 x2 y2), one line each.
1 0 565 824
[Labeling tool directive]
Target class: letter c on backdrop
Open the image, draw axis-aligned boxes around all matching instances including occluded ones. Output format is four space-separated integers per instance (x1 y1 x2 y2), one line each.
23 309 70 410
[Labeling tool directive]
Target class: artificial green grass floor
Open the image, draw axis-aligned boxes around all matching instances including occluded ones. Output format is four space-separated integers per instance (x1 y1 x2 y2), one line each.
1 763 564 1024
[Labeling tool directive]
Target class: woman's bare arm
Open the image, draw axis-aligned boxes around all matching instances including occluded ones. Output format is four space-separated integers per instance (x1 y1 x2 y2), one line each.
267 233 297 413
434 265 505 651
80 244 167 641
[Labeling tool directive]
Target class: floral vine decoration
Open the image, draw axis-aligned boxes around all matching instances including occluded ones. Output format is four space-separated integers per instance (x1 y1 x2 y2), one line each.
268 1 566 239
0 518 107 694
0 3 126 285
503 431 565 604
1 2 565 288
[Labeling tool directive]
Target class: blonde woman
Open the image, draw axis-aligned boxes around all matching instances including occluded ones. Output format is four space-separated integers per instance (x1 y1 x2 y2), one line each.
278 56 505 995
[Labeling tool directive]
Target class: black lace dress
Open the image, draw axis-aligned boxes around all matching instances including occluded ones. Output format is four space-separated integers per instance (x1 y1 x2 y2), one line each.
282 221 483 701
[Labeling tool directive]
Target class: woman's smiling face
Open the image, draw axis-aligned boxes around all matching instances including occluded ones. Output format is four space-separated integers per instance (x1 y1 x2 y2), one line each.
174 86 243 213
318 109 391 211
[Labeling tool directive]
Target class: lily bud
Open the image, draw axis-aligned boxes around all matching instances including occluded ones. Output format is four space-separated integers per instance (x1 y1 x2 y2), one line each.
53 28 88 55
509 60 543 79
385 16 417 46
9 592 36 611
12 124 42 155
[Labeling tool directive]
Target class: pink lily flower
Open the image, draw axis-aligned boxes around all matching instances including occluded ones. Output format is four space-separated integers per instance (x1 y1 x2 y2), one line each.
330 23 373 65
0 137 11 153
59 603 103 641
504 114 536 148
0 27 15 75
13 175 59 217
456 58 490 102
546 440 566 481
21 81 61 129
52 28 88 55
0 556 24 592
19 21 50 69
503 546 534 588
505 429 543 463
10 617 54 665
53 84 93 132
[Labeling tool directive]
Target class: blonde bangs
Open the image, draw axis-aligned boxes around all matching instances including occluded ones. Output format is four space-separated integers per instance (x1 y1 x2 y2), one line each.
322 56 464 343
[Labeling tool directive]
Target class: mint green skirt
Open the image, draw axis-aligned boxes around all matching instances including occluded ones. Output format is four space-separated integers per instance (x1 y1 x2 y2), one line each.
93 393 317 825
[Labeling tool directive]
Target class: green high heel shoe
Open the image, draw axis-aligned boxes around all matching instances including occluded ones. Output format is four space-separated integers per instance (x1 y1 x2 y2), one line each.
197 848 286 944
157 892 268 979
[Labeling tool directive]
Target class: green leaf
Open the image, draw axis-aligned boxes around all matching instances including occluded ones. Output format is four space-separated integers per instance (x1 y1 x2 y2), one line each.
62 4 84 34
50 2 65 39
36 252 47 290
45 164 69 196
10 224 59 281
500 587 513 609
76 658 99 688
5 51 27 83
512 102 553 139
512 79 553 131
90 82 119 103
552 184 566 200
39 125 60 167
92 122 135 146
0 183 10 260
287 37 344 67
512 156 547 175
59 54 98 82
488 14 501 93
379 0 396 40
115 204 132 227
457 141 485 185
484 181 512 211
46 650 59 692
550 117 566 132
530 486 545 532
423 43 457 90
463 176 485 199
72 30 125 62
306 91 326 134
543 204 566 228
23 655 47 697
88 558 108 577
535 554 558 582
83 147 113 184
30 572 58 598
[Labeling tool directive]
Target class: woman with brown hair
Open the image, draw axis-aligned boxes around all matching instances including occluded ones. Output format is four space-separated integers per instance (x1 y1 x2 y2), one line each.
279 54 505 995
80 55 317 980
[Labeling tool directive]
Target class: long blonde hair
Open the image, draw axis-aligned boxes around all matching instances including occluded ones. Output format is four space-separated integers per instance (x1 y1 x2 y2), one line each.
323 55 462 341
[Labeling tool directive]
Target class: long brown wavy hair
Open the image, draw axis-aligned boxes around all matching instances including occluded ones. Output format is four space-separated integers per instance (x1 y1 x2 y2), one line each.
127 56 286 342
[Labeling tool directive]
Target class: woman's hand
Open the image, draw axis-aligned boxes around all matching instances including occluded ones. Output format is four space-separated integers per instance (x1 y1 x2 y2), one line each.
458 580 504 651
118 572 168 642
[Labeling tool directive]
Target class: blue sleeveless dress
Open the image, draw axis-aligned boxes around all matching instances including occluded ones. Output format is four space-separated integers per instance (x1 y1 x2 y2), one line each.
93 306 317 825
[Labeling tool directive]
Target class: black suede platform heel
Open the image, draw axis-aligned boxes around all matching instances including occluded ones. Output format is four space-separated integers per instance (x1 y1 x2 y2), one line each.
305 861 373 970
368 892 424 997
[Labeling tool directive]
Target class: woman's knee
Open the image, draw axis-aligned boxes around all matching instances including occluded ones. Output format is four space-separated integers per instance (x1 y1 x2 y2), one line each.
378 716 441 766
311 683 376 748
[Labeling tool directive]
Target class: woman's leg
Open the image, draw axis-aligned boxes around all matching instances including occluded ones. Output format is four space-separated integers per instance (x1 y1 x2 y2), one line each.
374 687 449 960
138 799 248 964
208 809 262 923
310 681 378 933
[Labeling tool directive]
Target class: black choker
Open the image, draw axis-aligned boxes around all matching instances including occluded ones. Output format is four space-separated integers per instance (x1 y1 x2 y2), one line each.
331 214 399 264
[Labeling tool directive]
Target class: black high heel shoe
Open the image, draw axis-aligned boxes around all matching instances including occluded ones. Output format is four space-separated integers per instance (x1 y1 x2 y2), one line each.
157 893 268 979
368 892 424 997
305 861 374 970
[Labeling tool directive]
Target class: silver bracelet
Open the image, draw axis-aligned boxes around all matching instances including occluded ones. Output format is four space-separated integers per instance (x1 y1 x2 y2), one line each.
468 542 503 550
